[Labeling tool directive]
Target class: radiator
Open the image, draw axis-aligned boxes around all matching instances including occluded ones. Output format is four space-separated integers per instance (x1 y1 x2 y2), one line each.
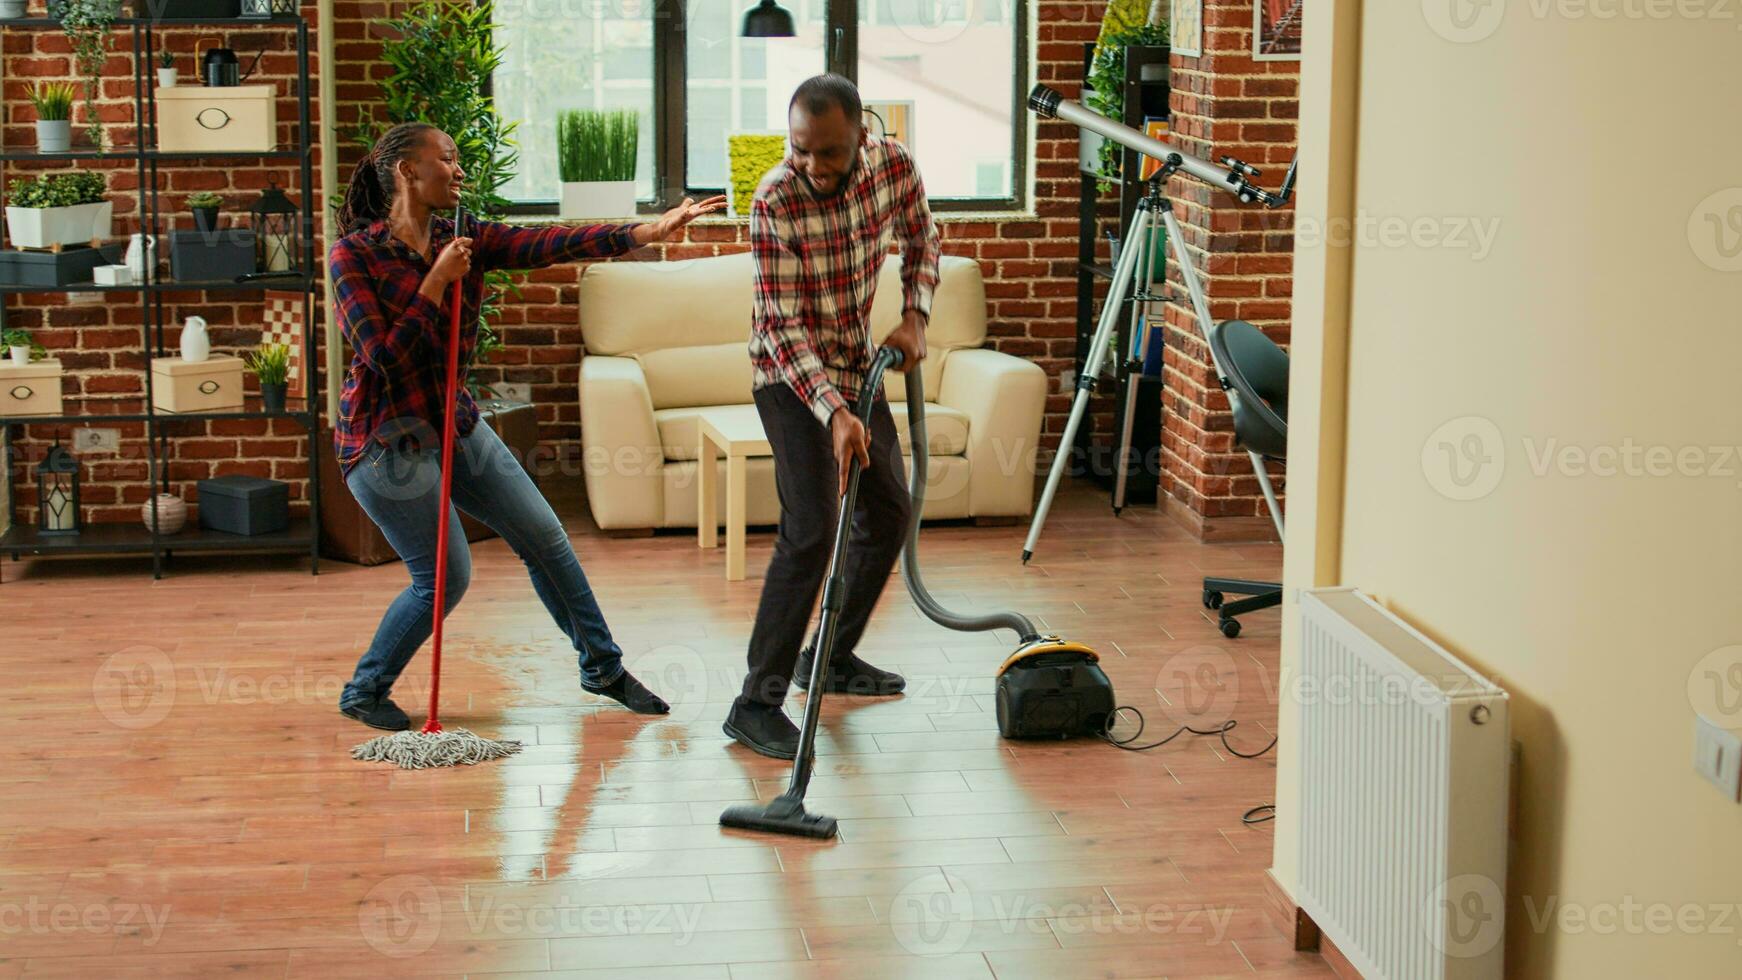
1295 588 1511 980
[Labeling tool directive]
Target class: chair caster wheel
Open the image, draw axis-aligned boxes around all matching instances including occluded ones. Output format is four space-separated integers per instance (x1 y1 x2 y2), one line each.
1203 589 1224 610
1219 618 1242 639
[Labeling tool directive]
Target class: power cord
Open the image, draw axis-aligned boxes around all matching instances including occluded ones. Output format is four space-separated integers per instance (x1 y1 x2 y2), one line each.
1099 706 1279 825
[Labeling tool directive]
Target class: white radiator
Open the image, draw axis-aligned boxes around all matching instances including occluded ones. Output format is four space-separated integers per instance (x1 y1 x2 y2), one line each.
1295 588 1510 980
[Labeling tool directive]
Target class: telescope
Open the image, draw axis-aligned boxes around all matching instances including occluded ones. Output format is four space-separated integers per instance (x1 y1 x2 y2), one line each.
1021 85 1297 562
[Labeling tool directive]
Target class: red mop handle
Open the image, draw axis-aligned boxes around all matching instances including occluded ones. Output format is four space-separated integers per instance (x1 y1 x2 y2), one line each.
421 273 465 735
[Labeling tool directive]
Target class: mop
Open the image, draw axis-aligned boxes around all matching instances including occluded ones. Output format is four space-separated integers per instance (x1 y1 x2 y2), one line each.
353 204 523 770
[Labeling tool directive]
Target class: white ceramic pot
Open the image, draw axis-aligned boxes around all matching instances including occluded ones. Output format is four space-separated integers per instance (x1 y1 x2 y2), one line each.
156 68 177 89
559 180 636 220
124 232 157 279
9 345 28 365
5 200 113 250
179 315 209 363
141 493 187 535
0 0 28 18
35 119 70 153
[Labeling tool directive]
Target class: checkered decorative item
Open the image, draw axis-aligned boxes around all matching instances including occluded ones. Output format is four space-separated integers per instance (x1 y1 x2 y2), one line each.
261 290 304 390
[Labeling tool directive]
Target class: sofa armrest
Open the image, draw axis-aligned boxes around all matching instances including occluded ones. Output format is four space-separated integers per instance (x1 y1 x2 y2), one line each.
578 355 665 529
937 347 1047 517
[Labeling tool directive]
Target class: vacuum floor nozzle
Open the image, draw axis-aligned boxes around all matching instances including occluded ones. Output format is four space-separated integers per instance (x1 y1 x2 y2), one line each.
719 792 838 839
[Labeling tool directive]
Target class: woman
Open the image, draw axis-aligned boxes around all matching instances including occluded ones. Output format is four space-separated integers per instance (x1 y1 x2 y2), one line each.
330 121 725 731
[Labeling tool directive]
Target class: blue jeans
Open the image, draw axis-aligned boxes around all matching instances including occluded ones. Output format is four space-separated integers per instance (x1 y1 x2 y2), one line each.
339 422 626 709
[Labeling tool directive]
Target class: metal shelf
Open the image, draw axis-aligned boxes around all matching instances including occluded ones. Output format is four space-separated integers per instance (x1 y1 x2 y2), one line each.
2 516 314 558
0 15 303 28
0 273 314 295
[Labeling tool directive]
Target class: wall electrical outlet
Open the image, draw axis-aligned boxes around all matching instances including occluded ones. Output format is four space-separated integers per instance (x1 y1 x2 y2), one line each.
1694 714 1742 802
72 427 121 454
496 382 532 403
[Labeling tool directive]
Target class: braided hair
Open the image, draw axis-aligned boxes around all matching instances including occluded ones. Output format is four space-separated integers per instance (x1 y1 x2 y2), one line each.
338 121 439 234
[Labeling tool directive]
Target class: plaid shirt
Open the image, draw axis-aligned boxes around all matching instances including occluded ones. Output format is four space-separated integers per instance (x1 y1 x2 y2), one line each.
749 136 940 427
329 216 640 475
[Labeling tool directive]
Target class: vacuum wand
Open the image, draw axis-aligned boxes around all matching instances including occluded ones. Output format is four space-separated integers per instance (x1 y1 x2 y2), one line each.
1028 85 1296 209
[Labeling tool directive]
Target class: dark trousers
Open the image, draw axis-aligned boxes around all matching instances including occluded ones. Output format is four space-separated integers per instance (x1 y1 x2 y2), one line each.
739 384 912 707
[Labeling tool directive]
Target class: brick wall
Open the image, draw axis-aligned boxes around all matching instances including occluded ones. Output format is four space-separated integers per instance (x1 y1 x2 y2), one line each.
1157 0 1299 538
2 2 327 528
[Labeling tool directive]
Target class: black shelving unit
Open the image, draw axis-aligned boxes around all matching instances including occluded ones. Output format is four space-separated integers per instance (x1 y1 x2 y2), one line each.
1073 42 1169 506
0 15 319 580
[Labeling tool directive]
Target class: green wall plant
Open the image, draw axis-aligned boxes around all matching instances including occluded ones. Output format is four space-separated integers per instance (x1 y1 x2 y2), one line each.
726 134 786 216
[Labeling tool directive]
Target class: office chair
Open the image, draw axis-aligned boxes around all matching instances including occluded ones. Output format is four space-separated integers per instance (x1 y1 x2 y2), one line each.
1201 319 1288 638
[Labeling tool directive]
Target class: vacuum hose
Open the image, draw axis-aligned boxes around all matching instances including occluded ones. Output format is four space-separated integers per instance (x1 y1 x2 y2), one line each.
899 358 1040 643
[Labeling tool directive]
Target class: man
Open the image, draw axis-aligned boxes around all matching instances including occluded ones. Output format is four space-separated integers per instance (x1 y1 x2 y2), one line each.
723 74 940 759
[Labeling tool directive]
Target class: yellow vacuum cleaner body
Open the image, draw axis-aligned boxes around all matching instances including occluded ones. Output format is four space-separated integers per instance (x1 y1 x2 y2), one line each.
994 636 1116 739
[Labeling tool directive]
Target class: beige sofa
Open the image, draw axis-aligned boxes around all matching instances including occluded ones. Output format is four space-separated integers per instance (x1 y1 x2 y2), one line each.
576 251 1046 532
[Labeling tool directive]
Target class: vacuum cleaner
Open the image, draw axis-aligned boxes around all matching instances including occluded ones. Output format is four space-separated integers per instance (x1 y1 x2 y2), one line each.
720 347 1115 841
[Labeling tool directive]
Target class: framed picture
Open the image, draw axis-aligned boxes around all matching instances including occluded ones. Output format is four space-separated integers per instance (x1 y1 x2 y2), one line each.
1254 0 1304 61
863 101 914 151
1171 0 1203 57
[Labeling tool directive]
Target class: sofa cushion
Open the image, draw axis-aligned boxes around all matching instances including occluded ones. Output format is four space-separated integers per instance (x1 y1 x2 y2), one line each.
656 401 970 461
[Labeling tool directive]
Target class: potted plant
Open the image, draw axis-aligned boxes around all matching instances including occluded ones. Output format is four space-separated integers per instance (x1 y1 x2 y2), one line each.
1084 8 1169 192
157 49 177 89
3 328 39 365
5 172 112 250
0 0 27 20
50 0 121 149
556 108 638 219
725 133 786 216
28 81 77 154
246 342 291 412
187 191 222 233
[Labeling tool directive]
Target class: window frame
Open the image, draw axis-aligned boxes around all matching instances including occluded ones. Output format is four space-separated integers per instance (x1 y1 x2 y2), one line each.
497 0 1029 216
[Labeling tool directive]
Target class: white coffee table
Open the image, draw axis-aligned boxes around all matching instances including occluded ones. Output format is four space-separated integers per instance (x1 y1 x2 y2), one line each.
697 410 772 581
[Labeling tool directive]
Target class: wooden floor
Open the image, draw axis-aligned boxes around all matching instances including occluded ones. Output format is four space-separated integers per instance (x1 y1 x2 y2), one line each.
0 482 1325 979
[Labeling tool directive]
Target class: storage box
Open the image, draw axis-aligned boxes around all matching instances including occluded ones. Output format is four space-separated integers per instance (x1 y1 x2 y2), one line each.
169 229 255 282
155 85 276 153
0 244 123 288
137 0 242 17
197 475 288 536
94 264 132 286
152 353 244 414
0 358 63 418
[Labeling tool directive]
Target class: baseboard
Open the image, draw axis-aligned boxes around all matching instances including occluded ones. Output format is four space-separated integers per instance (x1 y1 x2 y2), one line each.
1262 870 1365 980
1162 495 1282 543
1320 932 1364 980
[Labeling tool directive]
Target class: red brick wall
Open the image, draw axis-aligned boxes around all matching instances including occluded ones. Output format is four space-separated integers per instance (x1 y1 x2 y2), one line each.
1159 0 1299 537
3 2 327 528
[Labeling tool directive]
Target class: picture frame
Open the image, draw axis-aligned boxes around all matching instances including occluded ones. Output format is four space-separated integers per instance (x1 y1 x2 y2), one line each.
1254 0 1304 61
1171 0 1203 57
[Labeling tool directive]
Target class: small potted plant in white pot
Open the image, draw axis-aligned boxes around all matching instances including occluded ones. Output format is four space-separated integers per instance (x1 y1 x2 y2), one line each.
556 108 638 219
5 171 111 250
29 81 77 154
187 191 222 233
0 0 28 20
247 342 291 412
3 328 38 365
156 49 176 88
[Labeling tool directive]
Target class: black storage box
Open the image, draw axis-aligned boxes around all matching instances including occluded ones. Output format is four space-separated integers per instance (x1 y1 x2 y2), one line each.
197 475 288 535
0 244 124 288
128 0 241 19
169 229 256 283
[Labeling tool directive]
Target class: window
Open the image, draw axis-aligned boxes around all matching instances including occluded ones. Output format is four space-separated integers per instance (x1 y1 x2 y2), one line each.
494 0 1027 212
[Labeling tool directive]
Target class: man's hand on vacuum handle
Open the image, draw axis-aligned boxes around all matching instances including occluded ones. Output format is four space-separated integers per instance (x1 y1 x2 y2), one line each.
420 236 474 304
885 310 927 372
831 407 870 496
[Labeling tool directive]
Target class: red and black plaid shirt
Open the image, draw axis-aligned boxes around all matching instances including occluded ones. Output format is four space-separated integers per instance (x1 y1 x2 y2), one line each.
329 216 640 475
749 136 940 427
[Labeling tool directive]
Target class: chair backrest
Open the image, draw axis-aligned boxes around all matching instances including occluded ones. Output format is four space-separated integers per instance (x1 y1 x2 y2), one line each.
1207 319 1288 460
577 251 986 410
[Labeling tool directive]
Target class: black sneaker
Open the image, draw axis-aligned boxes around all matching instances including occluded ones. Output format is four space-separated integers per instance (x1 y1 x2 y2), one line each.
582 670 671 715
340 697 411 732
793 648 906 696
722 701 799 760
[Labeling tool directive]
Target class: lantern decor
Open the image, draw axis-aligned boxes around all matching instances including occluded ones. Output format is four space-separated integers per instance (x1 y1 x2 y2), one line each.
239 0 272 17
251 179 300 275
271 0 296 14
37 436 79 536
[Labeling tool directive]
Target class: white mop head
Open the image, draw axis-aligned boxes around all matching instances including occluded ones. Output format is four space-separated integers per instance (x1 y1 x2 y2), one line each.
352 728 523 769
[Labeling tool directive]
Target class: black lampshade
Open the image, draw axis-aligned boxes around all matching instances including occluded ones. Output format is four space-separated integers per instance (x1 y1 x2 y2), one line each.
741 0 796 37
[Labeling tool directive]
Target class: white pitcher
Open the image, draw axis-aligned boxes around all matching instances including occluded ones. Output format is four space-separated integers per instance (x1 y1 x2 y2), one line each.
125 232 157 280
179 315 209 363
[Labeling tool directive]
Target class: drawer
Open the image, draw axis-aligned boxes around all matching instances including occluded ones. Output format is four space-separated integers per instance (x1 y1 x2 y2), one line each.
0 358 63 417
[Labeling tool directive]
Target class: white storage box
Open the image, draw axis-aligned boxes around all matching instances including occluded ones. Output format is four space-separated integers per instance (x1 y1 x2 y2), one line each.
155 85 277 153
0 358 64 417
152 354 244 413
94 264 132 285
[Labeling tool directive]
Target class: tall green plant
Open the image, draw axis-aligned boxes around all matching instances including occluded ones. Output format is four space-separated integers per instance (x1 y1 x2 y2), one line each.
55 0 121 148
556 109 638 183
1085 20 1169 191
353 0 520 397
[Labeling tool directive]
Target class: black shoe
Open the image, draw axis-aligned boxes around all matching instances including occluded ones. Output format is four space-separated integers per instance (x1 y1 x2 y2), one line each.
582 670 671 715
722 701 799 760
340 697 410 732
793 648 906 696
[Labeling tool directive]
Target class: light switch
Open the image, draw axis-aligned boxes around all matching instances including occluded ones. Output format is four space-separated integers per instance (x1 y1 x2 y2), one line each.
1694 714 1742 802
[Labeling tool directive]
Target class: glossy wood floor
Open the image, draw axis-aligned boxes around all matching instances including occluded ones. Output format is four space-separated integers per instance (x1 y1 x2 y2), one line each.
0 482 1327 979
